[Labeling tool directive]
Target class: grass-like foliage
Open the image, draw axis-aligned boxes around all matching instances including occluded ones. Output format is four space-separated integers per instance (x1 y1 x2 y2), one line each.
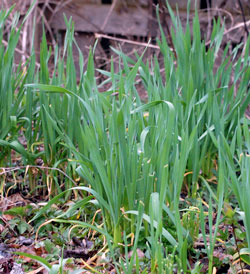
0 2 250 273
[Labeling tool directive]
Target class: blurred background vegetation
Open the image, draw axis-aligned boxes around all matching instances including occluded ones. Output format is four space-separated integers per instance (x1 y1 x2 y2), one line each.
1 0 250 85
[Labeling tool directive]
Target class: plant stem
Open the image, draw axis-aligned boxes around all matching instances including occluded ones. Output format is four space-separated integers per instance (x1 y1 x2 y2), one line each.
232 223 244 274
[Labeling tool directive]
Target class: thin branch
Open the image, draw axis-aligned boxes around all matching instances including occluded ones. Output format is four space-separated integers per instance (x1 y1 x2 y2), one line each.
236 0 249 36
224 19 250 36
95 33 163 50
205 19 250 46
101 0 118 32
2 39 40 68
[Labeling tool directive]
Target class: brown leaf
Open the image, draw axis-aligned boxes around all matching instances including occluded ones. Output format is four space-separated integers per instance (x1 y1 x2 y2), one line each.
213 249 233 261
0 194 27 211
128 248 144 259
